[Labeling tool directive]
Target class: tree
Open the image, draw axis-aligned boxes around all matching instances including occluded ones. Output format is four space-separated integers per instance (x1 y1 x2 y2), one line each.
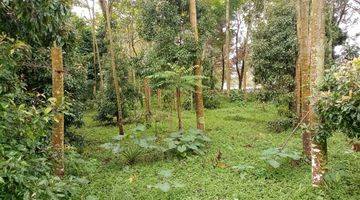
224 0 231 93
99 0 125 135
85 0 104 95
308 0 327 187
189 0 205 131
252 1 297 103
149 65 198 131
295 0 311 159
51 44 65 177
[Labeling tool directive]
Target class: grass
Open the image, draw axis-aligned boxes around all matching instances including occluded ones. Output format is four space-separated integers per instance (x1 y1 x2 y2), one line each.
73 101 360 200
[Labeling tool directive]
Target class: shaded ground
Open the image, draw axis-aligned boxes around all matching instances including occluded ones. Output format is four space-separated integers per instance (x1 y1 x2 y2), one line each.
74 102 360 200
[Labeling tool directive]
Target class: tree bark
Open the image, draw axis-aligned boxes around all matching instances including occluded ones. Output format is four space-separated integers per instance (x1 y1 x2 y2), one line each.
225 0 231 94
87 0 99 97
352 142 360 152
100 0 125 135
296 0 311 159
189 0 205 130
309 0 327 187
221 45 225 91
176 88 183 131
95 38 104 93
144 77 152 122
241 18 251 93
51 44 65 177
235 15 241 90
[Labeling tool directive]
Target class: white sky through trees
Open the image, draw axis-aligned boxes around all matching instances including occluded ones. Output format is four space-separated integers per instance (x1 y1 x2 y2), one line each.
71 0 359 52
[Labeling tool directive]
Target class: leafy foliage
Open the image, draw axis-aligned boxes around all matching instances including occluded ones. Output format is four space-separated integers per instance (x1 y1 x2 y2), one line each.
0 35 90 199
260 148 301 169
100 125 162 164
164 129 211 157
267 118 294 133
252 1 297 101
95 83 142 124
203 90 223 109
316 58 360 140
147 169 184 192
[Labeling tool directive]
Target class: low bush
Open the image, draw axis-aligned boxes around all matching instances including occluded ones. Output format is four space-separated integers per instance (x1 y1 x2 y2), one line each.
163 129 211 157
316 58 360 140
203 90 222 109
267 118 294 133
229 90 245 102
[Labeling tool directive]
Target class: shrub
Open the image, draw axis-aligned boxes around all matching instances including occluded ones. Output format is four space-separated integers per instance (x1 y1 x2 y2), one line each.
203 90 222 109
95 84 142 124
0 36 84 199
260 148 301 168
267 118 294 133
316 58 360 140
100 125 162 164
163 128 211 157
230 90 245 102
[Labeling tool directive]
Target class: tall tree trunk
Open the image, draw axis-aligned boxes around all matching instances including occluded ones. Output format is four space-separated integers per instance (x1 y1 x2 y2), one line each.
241 19 251 93
176 88 183 131
144 77 152 122
51 44 64 177
309 0 327 187
100 0 125 135
225 0 231 94
95 39 104 93
296 0 311 159
235 15 241 90
221 45 225 91
87 0 98 97
239 60 245 90
189 0 205 130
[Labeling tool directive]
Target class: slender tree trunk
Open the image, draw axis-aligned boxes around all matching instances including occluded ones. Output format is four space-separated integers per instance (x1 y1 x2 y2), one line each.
225 0 231 94
309 0 327 187
144 77 152 122
51 44 65 177
100 0 125 135
95 39 104 93
239 60 245 90
235 16 241 90
296 0 312 159
176 88 183 130
189 0 205 130
92 0 104 94
86 0 98 97
241 19 251 93
221 45 225 91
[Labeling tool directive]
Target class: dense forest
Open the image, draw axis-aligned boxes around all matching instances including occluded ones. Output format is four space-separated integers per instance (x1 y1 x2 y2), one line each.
0 0 359 199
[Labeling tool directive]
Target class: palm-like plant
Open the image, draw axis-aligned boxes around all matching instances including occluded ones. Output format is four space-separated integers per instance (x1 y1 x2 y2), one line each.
149 64 201 130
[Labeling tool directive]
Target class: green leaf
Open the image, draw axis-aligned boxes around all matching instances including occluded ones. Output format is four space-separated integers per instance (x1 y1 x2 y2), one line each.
86 195 99 200
173 181 185 188
155 182 171 192
267 159 280 168
177 145 187 153
158 169 173 178
44 107 52 114
0 177 4 184
134 124 146 132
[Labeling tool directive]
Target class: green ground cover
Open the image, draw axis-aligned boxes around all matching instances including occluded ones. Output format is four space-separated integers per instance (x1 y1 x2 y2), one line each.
74 102 359 200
